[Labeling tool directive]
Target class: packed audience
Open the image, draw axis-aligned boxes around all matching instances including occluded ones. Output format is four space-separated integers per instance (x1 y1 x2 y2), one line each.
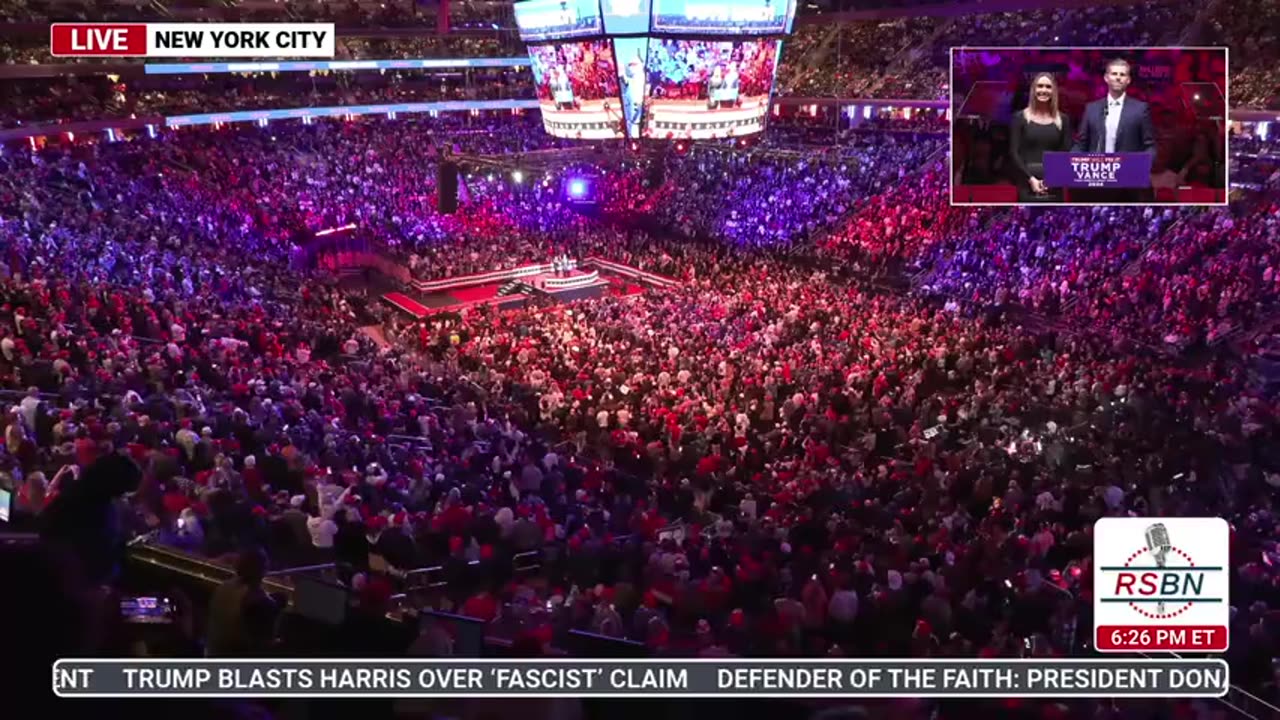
916 206 1181 320
1 121 1276 696
775 1 1239 101
650 136 946 247
447 0 516 31
1049 0 1196 46
819 162 979 272
1 0 1263 112
1 0 449 27
1206 0 1280 109
775 19 938 98
0 69 534 127
917 139 1280 354
341 35 523 60
0 32 524 66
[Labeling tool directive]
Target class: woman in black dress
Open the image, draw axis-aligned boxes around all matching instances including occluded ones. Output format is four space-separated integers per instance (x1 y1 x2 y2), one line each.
1009 72 1072 203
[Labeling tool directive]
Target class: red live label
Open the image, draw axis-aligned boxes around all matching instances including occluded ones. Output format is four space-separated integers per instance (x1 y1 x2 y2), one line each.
1096 625 1228 651
50 24 147 57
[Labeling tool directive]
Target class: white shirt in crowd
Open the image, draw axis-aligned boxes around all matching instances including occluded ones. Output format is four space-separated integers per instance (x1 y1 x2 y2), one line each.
307 515 339 548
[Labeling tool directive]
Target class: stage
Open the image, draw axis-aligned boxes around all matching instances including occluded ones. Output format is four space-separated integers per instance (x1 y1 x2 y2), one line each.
381 258 678 319
384 267 606 318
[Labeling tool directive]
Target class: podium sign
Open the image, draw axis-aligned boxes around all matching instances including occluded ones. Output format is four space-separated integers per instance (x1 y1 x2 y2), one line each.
1043 152 1153 189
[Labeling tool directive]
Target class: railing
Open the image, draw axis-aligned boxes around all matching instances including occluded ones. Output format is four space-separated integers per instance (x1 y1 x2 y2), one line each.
265 562 338 577
318 251 412 285
403 565 446 589
1135 651 1280 720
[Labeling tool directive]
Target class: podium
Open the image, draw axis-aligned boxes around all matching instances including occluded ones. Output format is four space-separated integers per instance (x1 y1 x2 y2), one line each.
1043 152 1153 189
1042 152 1153 203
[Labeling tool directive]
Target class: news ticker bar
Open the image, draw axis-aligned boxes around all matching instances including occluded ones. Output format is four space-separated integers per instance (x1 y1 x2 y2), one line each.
163 99 540 127
53 659 1229 698
144 58 530 75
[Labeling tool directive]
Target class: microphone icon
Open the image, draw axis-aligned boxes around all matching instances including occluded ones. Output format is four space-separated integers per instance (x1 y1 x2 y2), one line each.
1145 523 1172 614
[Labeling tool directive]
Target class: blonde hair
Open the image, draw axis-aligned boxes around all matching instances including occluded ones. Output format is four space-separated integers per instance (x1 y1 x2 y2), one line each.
1023 72 1062 129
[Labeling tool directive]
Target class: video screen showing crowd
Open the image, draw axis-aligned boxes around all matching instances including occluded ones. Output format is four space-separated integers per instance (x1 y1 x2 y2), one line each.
642 38 780 139
528 40 622 140
514 0 791 140
952 47 1228 206
514 0 604 42
649 0 795 35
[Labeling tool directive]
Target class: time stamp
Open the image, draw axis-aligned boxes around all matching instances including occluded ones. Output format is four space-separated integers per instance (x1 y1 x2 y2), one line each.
1096 626 1228 652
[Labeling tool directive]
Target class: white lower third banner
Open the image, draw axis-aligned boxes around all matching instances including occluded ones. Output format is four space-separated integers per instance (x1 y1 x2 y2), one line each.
52 658 1229 698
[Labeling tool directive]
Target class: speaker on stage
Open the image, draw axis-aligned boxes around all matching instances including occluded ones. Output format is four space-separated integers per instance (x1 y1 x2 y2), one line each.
438 161 459 214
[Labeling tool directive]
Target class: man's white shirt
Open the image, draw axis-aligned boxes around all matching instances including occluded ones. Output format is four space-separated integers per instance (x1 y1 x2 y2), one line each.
1104 94 1126 152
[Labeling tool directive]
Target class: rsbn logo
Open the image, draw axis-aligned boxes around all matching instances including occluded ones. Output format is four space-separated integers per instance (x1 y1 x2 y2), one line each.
1102 522 1223 619
1094 517 1229 652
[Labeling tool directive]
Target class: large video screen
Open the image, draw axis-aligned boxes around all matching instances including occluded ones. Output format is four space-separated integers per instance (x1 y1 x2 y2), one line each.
602 0 653 35
514 0 604 43
650 0 795 35
642 38 780 139
613 37 650 137
528 40 625 139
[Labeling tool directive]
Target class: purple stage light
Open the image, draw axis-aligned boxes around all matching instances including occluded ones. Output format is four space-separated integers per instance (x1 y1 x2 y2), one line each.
569 179 587 198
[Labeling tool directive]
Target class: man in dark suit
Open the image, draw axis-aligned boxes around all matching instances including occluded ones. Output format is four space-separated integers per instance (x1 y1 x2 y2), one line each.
1072 58 1156 202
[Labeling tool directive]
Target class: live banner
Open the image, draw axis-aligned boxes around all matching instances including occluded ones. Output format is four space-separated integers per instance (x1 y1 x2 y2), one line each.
53 658 1228 698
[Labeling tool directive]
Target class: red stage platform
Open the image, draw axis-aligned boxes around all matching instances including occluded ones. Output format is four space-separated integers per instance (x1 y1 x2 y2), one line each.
382 260 670 319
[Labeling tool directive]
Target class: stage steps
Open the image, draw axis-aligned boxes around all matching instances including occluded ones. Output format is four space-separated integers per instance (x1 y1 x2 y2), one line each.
496 280 532 297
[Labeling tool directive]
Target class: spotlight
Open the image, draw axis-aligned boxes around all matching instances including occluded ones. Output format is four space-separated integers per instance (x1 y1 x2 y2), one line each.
512 170 524 183
569 179 587 198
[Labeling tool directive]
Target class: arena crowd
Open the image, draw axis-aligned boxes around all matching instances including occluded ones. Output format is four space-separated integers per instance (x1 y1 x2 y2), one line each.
1 116 1276 718
1 3 1279 718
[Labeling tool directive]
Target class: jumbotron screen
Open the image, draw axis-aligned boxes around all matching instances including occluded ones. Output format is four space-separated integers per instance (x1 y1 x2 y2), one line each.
641 38 781 139
602 0 653 35
516 0 795 38
514 0 604 43
528 40 625 139
650 0 795 35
